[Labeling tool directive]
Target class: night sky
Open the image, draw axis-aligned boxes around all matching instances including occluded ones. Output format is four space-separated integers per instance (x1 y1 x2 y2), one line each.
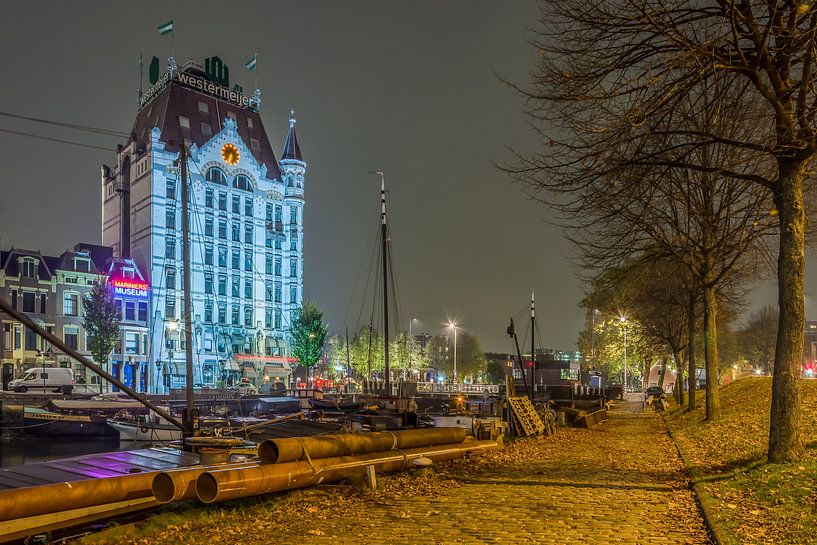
0 1 788 352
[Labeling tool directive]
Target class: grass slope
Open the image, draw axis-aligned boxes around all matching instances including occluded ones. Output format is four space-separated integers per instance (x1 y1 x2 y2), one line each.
666 377 817 545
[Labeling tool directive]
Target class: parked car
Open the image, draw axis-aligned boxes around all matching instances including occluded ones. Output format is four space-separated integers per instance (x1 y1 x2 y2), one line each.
230 382 258 395
9 368 74 393
645 385 664 400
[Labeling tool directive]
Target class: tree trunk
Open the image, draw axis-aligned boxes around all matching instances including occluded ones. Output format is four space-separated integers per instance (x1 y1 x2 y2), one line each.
687 290 697 412
769 163 805 463
703 282 719 421
672 348 684 405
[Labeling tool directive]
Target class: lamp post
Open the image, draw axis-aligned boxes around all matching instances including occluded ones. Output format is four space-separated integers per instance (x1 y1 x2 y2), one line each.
409 318 416 374
619 315 628 394
447 321 458 384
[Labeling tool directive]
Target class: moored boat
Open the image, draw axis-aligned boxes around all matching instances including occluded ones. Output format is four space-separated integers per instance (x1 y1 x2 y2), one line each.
107 419 183 442
23 407 119 438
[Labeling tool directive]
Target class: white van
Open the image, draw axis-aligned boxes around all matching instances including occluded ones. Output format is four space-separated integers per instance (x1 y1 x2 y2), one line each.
9 368 74 393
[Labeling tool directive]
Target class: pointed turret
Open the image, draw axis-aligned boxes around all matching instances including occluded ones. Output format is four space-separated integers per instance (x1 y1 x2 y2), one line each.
281 108 303 161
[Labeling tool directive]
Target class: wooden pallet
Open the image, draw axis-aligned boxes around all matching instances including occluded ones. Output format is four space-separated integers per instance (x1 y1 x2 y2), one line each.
507 396 545 436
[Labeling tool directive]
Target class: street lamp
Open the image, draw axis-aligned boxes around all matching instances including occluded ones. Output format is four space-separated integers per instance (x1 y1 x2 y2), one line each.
447 321 458 384
619 315 628 394
409 317 417 374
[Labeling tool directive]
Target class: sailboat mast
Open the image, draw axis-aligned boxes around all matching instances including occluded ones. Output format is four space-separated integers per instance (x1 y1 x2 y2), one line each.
179 141 195 435
380 173 390 397
530 291 535 400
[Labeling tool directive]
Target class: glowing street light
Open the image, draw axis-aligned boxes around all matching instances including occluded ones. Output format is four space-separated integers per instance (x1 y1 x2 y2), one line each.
619 315 628 394
447 320 459 383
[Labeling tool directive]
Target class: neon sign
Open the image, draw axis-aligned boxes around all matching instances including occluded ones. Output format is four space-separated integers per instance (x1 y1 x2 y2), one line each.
111 279 149 299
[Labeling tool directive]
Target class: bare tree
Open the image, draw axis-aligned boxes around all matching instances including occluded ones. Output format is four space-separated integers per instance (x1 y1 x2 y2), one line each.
508 0 814 462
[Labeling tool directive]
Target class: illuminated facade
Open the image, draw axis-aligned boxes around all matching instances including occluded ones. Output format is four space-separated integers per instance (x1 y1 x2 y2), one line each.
102 59 305 392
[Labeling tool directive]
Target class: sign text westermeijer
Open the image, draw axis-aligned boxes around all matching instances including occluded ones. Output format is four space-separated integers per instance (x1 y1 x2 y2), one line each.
138 70 252 111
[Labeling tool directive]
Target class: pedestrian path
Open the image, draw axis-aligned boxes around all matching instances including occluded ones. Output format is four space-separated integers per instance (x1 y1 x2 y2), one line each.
293 401 711 545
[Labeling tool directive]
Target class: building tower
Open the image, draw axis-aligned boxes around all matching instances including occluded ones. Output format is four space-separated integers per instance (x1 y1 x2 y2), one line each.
101 58 306 392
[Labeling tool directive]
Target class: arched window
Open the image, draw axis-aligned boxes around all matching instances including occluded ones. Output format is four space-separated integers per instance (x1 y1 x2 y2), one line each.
206 168 227 185
233 175 253 192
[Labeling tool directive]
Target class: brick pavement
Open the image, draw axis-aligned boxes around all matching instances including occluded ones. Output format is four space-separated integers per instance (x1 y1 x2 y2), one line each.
286 401 711 545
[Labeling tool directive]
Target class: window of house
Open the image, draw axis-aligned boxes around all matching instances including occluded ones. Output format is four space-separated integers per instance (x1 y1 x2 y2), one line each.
166 268 176 290
22 292 36 313
165 237 176 259
265 254 272 275
24 327 37 350
232 195 241 214
245 251 253 272
125 332 139 354
244 307 253 326
204 216 214 237
290 207 297 224
265 231 272 248
232 304 239 325
10 289 17 310
232 275 240 297
244 279 252 299
75 259 90 272
227 111 237 122
218 246 227 267
232 249 240 269
63 292 79 316
218 304 226 324
204 272 213 294
204 245 214 265
3 323 10 350
198 101 209 114
290 231 297 251
166 207 175 229
40 293 47 314
21 260 36 278
274 238 282 250
274 283 281 303
218 191 227 210
275 205 282 223
205 189 214 208
245 198 253 217
179 115 190 129
167 179 176 199
265 308 272 329
275 257 282 277
218 275 227 296
231 223 239 242
165 296 176 319
218 219 227 239
122 268 135 279
125 301 136 321
265 281 272 301
204 302 213 323
265 204 273 222
275 309 282 329
247 118 254 129
202 123 212 137
64 327 78 350
250 139 260 151
115 298 123 318
244 224 253 244
290 258 297 277
138 301 148 321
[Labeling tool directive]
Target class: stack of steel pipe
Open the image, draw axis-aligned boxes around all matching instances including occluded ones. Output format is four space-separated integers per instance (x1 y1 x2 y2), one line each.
150 428 497 505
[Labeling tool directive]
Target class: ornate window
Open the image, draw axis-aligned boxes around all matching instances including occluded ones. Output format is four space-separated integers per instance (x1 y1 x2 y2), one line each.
233 175 253 192
206 168 227 185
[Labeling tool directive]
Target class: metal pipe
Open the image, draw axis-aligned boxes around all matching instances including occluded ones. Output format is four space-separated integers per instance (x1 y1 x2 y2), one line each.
257 427 467 464
0 297 184 430
198 439 497 504
152 462 257 503
0 472 156 523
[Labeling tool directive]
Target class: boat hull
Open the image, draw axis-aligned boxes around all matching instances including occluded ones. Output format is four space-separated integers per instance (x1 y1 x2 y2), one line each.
23 409 118 438
108 420 183 442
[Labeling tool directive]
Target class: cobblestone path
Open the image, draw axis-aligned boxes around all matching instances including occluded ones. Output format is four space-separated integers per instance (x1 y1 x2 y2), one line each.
290 401 711 545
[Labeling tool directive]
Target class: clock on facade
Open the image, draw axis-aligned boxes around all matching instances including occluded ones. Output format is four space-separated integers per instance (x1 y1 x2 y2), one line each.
221 143 240 165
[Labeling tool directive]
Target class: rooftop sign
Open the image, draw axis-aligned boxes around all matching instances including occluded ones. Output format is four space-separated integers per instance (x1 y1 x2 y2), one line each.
110 278 149 300
139 56 253 111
